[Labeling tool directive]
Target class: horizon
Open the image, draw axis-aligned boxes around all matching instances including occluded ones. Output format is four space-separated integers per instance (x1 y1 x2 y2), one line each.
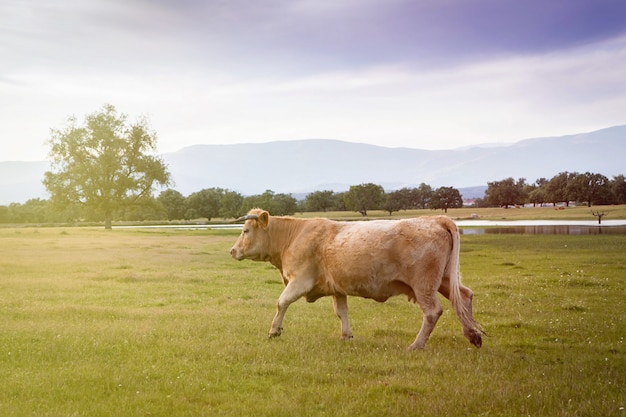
2 123 623 163
2 125 623 205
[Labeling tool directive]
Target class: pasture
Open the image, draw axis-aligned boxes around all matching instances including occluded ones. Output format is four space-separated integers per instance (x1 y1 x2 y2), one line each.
0 226 624 416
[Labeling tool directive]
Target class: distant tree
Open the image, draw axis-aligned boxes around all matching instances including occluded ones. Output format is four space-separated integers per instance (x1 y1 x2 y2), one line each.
43 104 170 229
430 186 463 213
545 172 575 206
242 190 298 216
383 190 405 215
186 188 224 221
18 198 49 223
304 190 335 212
242 191 268 213
121 196 162 221
527 186 545 207
611 175 626 204
332 192 347 211
271 193 298 216
387 187 422 211
409 183 434 209
344 183 385 216
568 172 611 207
485 177 527 208
158 189 187 220
0 206 9 223
527 178 549 207
219 190 244 219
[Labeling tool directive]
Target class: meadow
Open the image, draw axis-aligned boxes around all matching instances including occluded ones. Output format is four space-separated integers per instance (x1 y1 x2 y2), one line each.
0 225 624 416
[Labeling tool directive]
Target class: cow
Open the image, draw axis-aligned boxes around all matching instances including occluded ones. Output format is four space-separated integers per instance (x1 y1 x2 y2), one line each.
229 208 483 350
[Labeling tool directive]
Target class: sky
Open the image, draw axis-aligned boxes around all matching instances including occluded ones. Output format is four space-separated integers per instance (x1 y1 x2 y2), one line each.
1 0 626 161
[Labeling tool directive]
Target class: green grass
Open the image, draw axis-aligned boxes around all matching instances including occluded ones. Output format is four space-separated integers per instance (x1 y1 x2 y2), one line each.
0 228 624 416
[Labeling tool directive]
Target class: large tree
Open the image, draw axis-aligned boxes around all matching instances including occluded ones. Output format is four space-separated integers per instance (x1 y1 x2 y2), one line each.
304 190 336 212
485 177 527 208
430 186 463 213
43 104 170 229
186 188 225 221
567 172 611 207
344 183 385 216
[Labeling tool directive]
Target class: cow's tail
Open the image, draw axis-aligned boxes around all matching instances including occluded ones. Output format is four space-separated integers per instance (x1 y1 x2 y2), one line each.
442 217 484 348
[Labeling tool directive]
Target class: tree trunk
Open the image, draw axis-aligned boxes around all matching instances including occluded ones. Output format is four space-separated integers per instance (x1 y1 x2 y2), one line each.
104 212 112 230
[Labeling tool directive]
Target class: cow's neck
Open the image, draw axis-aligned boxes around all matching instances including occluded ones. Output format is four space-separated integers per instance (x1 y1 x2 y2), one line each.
266 216 304 270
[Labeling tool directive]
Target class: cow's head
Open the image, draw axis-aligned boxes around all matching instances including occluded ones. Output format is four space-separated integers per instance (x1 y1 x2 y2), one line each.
229 208 271 261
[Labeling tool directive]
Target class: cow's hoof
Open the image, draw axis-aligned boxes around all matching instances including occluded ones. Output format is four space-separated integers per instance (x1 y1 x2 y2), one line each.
465 329 483 348
470 332 482 348
407 343 426 351
269 328 283 338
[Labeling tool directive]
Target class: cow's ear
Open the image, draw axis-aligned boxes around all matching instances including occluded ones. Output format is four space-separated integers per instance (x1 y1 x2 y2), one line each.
258 210 269 228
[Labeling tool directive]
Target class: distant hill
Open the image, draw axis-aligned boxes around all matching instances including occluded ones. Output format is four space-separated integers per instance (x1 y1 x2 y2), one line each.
1 125 624 204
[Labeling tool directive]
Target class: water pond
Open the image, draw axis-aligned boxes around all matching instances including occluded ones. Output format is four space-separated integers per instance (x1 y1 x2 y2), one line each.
456 220 626 235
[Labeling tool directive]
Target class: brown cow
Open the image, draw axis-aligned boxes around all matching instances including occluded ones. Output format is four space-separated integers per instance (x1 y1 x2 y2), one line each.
230 208 483 350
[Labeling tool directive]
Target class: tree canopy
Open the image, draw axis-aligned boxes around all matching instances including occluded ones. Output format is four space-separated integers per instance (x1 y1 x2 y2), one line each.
43 104 170 229
344 183 386 216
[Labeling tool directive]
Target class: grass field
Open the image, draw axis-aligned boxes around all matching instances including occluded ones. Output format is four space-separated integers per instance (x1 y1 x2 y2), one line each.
0 226 624 416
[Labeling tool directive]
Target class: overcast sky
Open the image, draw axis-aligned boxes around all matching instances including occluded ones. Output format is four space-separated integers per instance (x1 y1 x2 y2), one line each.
2 0 626 161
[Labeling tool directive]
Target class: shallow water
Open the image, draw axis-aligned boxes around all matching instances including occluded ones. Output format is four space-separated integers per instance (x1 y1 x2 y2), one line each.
118 220 626 235
459 225 626 235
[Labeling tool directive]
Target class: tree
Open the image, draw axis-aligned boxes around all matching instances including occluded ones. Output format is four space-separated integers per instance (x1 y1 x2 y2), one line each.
430 186 463 213
485 177 527 208
545 172 575 206
414 183 434 209
611 175 626 204
43 104 170 229
304 190 335 212
527 178 549 207
568 172 611 207
219 190 244 219
242 190 298 216
186 188 227 221
270 192 298 215
383 190 405 215
344 183 385 216
158 189 187 221
331 192 346 211
0 206 9 223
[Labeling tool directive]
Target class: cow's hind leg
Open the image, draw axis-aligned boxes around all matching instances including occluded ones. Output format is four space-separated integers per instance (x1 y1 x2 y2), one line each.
269 280 312 338
332 295 353 340
458 284 483 348
439 279 483 348
408 292 443 350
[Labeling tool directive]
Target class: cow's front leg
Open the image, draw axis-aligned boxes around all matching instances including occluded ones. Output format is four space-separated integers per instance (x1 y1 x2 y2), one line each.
269 279 311 338
332 294 353 340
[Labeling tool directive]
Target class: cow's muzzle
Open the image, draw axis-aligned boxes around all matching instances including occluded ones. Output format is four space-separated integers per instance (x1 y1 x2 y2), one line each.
230 246 243 260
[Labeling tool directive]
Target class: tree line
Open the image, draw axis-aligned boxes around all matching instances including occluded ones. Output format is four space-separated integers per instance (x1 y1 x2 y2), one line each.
3 172 624 225
1 105 624 226
481 173 626 208
0 183 461 224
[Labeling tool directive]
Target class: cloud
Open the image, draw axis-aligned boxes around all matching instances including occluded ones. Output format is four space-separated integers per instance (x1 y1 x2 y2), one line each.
0 0 625 160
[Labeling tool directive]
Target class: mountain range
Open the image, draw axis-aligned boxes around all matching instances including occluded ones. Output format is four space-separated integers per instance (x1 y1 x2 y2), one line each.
1 125 624 205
